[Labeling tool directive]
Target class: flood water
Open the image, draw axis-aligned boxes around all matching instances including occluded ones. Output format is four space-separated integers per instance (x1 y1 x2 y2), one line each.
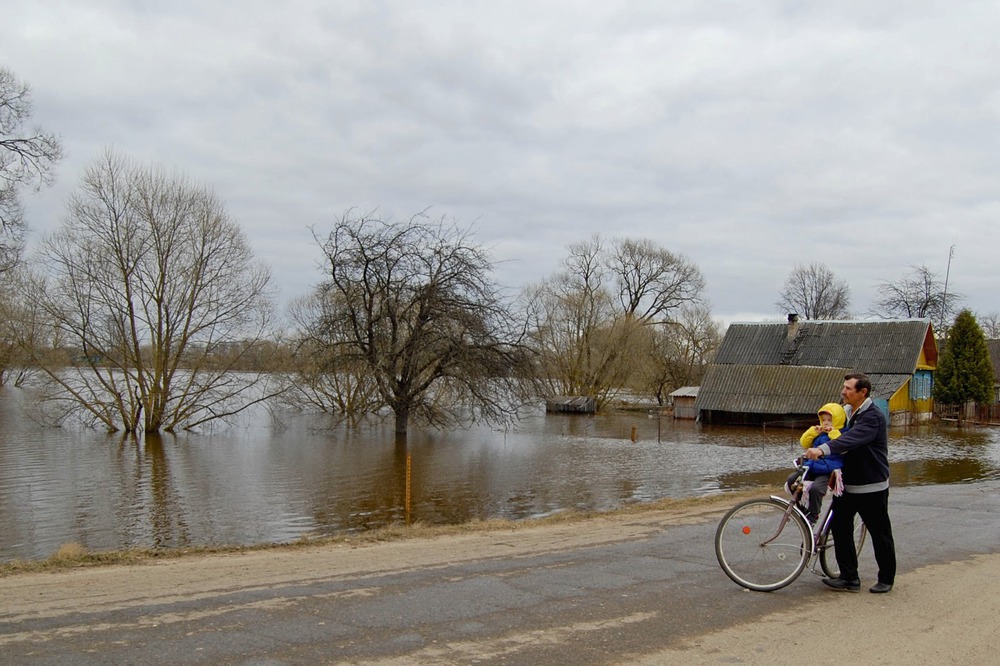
2 386 999 562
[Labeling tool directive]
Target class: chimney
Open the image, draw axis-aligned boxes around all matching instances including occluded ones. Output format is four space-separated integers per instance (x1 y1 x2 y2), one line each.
787 313 800 340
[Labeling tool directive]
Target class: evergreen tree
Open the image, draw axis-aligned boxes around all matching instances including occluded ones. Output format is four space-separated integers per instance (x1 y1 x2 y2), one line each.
933 310 994 410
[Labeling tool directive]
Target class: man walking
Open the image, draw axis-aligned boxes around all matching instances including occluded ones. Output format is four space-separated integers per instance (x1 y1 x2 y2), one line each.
805 373 896 593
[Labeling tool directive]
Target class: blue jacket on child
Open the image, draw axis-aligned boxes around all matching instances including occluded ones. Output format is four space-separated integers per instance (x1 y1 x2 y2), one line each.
800 402 846 476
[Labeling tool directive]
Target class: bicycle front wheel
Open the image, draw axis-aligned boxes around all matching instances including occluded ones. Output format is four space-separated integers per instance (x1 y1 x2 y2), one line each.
715 498 811 592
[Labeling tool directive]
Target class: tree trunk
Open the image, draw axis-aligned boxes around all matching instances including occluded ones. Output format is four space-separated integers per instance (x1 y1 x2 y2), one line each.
394 404 409 438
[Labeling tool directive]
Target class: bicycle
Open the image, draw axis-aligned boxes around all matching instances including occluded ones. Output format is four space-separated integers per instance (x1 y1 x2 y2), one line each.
715 459 867 591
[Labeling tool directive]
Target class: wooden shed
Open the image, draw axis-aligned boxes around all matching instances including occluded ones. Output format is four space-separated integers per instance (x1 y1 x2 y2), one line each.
545 396 597 414
669 386 700 419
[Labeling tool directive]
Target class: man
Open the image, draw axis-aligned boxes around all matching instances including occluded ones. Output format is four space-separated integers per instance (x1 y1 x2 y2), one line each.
805 373 896 593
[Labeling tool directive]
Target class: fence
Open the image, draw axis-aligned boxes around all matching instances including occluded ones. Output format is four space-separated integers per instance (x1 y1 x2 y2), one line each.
934 403 1000 425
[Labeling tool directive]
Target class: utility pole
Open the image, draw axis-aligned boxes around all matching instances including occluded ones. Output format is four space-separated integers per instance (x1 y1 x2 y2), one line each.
940 244 955 335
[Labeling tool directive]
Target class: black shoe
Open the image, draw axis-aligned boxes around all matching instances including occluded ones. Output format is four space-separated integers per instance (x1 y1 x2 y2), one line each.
869 582 893 594
822 577 860 592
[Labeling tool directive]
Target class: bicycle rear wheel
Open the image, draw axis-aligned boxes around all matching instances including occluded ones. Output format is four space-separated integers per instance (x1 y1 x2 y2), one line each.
715 498 811 592
819 521 868 579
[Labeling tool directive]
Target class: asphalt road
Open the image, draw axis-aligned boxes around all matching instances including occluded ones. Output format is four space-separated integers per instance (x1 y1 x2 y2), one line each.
2 480 999 665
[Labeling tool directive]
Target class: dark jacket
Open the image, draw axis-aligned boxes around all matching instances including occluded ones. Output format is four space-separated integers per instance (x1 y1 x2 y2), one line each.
817 398 889 493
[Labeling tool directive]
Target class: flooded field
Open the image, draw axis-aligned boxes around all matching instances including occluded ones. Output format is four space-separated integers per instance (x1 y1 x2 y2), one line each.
2 387 998 561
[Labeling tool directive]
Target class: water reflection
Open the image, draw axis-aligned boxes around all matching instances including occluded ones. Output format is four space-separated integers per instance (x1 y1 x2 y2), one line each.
1 388 999 562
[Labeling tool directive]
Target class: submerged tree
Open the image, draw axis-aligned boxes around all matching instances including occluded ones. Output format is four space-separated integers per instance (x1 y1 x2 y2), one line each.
18 150 277 433
525 234 706 409
300 211 530 437
933 309 993 425
775 262 850 320
282 290 382 427
1 66 64 274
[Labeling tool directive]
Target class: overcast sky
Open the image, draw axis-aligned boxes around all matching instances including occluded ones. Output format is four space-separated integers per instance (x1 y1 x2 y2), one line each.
4 1 998 325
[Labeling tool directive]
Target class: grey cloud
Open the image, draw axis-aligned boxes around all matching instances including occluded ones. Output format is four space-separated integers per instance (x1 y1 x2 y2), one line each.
4 0 999 322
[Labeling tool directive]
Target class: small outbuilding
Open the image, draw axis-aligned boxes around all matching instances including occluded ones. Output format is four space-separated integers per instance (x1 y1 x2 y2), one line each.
545 396 597 414
669 386 700 419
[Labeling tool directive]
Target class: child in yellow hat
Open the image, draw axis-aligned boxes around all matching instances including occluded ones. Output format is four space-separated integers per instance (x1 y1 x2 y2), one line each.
786 403 846 523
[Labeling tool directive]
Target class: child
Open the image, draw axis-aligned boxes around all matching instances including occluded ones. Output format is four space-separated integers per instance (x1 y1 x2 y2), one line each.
786 403 846 523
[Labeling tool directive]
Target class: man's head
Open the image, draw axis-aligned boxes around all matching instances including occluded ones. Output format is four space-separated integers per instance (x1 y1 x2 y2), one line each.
841 373 872 410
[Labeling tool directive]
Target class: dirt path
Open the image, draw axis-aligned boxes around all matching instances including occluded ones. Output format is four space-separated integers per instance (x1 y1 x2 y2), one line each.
630 553 1000 664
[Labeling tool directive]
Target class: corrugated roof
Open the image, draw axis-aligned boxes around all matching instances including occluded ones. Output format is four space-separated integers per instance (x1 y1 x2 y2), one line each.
669 386 699 398
695 366 910 415
868 373 910 400
714 319 932 374
695 365 848 414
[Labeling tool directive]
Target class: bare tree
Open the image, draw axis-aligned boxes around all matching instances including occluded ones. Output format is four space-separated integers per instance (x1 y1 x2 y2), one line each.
16 150 277 433
870 264 963 324
641 304 723 406
526 235 706 409
281 291 382 427
775 262 850 320
1 66 64 274
607 237 705 321
301 210 530 438
524 261 646 407
975 311 1000 339
0 266 36 386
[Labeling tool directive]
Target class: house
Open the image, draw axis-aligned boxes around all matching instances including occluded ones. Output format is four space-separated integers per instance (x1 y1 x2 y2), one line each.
669 386 699 419
694 315 938 427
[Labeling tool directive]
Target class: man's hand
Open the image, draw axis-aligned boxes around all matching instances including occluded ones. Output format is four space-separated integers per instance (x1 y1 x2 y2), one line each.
804 447 823 460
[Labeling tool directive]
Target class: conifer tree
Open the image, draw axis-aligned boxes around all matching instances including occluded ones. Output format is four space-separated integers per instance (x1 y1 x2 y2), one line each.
933 310 994 422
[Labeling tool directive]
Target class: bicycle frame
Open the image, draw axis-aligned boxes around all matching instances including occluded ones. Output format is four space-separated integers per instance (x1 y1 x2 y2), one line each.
763 494 819 560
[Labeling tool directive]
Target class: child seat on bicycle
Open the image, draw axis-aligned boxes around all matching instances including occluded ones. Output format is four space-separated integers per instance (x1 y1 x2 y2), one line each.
786 403 846 522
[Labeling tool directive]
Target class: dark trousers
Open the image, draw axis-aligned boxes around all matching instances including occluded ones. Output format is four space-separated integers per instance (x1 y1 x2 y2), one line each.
830 488 896 585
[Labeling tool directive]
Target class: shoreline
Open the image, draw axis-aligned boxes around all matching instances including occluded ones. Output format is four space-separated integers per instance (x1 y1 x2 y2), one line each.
0 488 766 577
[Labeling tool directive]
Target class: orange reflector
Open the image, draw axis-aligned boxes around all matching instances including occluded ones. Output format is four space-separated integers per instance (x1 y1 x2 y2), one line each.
742 526 751 535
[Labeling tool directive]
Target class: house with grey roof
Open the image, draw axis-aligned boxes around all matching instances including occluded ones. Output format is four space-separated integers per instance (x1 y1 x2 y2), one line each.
694 315 938 427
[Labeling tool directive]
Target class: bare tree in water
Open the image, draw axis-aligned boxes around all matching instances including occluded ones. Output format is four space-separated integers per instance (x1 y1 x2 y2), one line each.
525 234 706 409
300 210 531 438
17 150 278 433
1 66 64 274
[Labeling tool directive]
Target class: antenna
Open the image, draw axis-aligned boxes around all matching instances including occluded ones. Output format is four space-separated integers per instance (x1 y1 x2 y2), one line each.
940 244 955 333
